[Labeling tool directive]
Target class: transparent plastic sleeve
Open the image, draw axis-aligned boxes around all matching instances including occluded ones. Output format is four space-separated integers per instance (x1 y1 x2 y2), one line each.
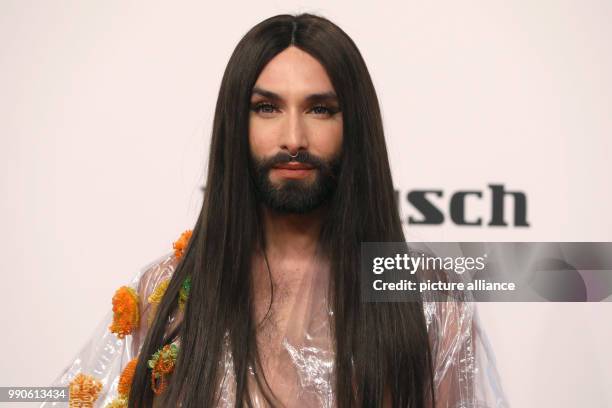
41 252 179 407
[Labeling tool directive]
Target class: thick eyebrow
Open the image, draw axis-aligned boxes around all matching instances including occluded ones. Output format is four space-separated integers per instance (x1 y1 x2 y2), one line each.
251 86 339 104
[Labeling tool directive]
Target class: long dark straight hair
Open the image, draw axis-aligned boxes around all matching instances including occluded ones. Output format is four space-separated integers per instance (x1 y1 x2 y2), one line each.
129 13 435 408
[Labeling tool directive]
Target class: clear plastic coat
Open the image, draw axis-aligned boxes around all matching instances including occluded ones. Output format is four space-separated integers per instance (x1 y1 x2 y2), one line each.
42 251 509 407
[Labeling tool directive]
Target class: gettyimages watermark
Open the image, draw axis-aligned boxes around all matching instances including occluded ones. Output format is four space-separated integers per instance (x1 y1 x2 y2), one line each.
360 242 612 302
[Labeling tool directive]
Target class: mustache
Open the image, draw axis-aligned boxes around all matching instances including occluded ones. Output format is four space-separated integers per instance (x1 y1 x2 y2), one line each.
257 150 330 171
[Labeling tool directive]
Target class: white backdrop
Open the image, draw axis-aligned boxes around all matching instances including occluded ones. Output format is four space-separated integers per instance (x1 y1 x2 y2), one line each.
1 1 611 407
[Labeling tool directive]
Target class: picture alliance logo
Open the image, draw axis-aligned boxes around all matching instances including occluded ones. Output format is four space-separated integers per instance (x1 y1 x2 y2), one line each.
396 183 529 227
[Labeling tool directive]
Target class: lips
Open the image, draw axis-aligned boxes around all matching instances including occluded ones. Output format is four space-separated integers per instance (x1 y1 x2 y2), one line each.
273 162 315 170
270 162 316 180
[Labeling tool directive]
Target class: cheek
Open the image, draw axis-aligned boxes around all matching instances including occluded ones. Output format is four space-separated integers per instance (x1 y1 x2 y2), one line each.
309 119 343 157
248 117 276 157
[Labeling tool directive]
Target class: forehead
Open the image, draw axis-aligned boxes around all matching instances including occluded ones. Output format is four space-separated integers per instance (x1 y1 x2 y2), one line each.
253 46 335 96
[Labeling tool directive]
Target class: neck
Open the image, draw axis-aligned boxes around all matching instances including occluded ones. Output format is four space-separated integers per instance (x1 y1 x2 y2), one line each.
252 204 331 344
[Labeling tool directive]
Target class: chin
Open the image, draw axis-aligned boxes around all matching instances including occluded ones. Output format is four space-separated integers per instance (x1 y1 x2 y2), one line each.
270 175 316 186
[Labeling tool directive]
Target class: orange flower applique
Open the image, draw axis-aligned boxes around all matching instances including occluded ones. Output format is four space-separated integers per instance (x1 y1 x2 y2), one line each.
103 357 138 407
109 286 140 339
118 357 139 397
172 229 193 259
148 342 179 395
68 372 103 407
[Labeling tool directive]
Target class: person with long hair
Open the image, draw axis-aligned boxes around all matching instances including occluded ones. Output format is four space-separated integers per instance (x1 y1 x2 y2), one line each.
45 13 508 408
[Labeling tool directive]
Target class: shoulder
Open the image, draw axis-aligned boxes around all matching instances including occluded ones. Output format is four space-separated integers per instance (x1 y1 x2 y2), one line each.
62 229 193 407
136 229 193 305
106 229 193 354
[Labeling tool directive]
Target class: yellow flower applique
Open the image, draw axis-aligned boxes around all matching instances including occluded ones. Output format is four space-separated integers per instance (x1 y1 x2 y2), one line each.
147 278 170 325
104 395 127 408
68 372 103 407
178 276 191 311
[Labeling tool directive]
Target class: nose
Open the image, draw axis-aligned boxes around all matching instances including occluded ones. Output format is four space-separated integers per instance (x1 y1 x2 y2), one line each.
280 108 308 156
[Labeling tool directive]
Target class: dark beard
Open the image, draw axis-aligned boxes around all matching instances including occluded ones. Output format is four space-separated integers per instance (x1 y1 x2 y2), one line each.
250 150 341 214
